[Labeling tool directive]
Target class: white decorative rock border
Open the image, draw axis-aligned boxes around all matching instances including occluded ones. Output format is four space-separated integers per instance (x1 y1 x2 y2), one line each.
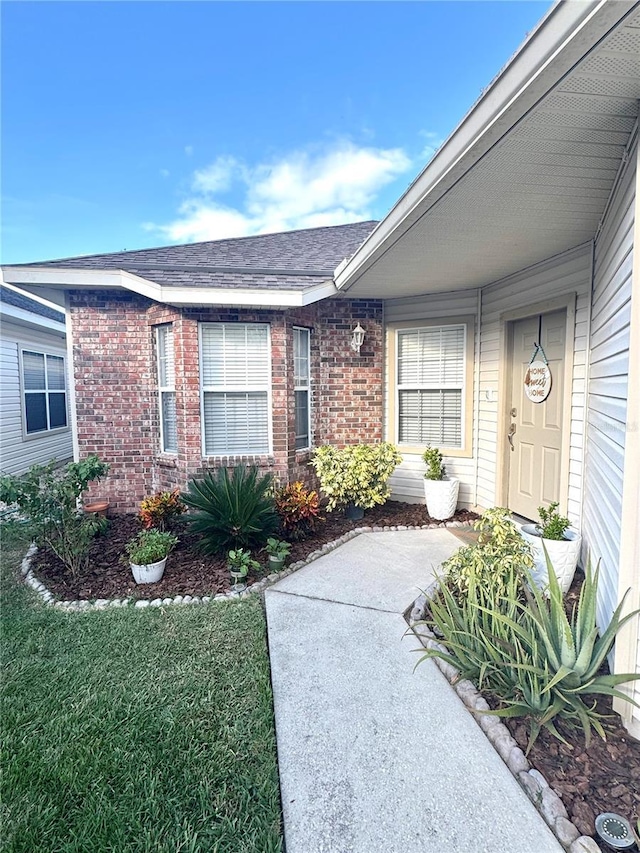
408 595 603 853
20 519 470 613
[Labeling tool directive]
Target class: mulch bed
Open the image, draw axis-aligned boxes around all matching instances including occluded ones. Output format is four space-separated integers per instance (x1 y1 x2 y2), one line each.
28 501 640 841
497 567 640 840
30 501 478 602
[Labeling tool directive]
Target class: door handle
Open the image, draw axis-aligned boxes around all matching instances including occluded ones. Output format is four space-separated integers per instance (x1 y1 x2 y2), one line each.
508 422 517 451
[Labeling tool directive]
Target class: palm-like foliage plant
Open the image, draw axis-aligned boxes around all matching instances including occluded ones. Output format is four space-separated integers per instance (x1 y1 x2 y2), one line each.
418 544 640 752
182 465 279 554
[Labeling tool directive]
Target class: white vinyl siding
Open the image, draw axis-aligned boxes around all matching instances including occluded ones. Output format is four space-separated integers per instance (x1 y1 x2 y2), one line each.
582 137 636 699
293 327 310 450
384 291 479 507
21 349 68 434
156 325 177 454
397 325 465 447
478 244 592 522
200 323 271 456
1 321 72 474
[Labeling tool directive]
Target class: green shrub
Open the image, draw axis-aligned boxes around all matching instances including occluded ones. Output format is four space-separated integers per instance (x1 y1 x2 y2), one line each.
536 501 570 540
0 456 110 578
182 465 279 555
418 548 640 752
124 529 178 565
274 481 322 540
310 443 402 512
422 446 445 480
444 507 533 599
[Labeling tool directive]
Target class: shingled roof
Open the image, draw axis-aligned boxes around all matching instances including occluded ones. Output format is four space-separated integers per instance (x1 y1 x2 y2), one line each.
12 222 378 292
0 285 65 323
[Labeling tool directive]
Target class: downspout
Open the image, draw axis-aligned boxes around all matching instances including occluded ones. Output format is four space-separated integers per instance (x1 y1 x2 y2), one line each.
64 291 80 463
473 288 482 510
578 239 595 532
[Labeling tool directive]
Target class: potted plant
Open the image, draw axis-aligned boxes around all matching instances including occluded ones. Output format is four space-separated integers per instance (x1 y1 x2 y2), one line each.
124 529 178 584
422 447 459 520
520 502 582 594
227 548 259 585
310 443 402 519
264 537 291 571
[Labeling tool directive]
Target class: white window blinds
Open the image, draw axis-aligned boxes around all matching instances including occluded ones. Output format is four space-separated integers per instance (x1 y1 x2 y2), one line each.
201 323 271 455
397 325 465 448
156 325 177 453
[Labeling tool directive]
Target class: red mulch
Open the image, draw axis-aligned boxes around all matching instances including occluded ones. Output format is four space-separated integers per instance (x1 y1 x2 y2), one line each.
30 501 478 602
29 503 640 839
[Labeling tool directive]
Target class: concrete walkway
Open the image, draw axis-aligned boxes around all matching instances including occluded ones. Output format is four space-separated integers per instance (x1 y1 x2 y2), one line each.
265 529 563 853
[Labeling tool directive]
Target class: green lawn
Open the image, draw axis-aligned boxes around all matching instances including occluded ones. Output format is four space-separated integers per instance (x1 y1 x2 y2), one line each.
1 533 283 853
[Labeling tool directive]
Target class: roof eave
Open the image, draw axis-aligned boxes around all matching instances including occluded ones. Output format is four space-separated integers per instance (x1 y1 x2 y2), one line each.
335 0 638 292
0 266 339 309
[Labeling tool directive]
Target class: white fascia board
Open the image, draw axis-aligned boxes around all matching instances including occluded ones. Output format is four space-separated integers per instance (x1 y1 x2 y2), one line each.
335 0 638 291
1 266 339 308
0 301 66 335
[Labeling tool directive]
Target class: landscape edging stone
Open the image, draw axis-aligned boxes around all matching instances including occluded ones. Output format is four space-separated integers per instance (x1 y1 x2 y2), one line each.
20 519 465 613
408 597 602 853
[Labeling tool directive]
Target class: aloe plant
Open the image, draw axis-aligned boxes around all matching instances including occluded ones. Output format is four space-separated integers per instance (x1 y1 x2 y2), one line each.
418 544 640 752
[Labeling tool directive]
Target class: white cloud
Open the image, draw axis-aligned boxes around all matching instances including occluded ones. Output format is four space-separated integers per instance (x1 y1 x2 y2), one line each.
160 169 170 178
419 130 444 162
148 141 413 244
192 155 243 194
184 145 194 157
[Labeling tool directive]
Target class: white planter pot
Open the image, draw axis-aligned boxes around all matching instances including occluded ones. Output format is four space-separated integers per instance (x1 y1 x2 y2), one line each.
520 525 582 595
130 556 167 584
423 478 459 521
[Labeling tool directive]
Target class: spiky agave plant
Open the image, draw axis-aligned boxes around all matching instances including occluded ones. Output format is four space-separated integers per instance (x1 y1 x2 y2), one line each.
182 465 279 554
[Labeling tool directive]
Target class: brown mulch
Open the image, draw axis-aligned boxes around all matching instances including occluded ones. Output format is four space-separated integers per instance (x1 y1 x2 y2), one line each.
30 501 478 602
28 502 640 839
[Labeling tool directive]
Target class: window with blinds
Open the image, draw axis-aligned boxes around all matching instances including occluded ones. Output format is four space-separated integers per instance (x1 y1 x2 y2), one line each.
200 323 271 456
396 325 466 448
293 327 310 450
21 349 68 434
156 325 177 453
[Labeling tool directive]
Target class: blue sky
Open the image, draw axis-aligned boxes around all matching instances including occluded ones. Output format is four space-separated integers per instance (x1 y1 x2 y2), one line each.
2 1 551 264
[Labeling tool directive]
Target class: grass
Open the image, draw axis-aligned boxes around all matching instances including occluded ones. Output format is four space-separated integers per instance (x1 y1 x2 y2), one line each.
1 529 283 853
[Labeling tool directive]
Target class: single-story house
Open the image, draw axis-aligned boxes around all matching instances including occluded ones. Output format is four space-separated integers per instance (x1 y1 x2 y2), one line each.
3 0 640 735
0 283 73 474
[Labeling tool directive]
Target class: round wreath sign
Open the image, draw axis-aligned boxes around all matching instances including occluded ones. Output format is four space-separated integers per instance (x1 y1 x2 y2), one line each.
524 346 552 403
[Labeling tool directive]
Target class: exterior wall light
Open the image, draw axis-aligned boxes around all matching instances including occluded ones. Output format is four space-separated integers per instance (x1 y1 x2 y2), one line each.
350 323 366 353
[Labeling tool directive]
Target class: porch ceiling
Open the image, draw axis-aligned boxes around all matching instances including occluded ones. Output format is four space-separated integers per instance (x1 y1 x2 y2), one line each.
337 2 640 299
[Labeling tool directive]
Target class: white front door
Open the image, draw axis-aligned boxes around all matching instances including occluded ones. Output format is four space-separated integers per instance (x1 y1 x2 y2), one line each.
507 310 566 520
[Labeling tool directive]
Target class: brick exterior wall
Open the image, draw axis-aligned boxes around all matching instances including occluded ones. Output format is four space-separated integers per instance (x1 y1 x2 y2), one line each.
70 290 383 511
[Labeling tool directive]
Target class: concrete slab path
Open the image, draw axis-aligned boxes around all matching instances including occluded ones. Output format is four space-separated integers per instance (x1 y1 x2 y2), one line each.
265 528 563 853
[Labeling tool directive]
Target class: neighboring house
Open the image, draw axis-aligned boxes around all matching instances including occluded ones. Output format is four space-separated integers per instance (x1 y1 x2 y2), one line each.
2 1 639 734
0 284 73 474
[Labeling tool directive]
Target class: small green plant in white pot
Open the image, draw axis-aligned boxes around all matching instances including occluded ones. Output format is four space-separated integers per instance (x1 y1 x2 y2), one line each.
520 502 582 594
125 529 178 584
264 537 291 572
227 548 259 585
422 446 459 521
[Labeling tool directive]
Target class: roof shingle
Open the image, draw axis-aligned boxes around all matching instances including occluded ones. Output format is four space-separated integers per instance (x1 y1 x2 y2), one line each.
11 222 378 292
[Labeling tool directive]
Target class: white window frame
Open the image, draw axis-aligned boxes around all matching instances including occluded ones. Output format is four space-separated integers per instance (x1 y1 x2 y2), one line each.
19 347 69 439
293 326 311 451
199 322 273 457
387 317 474 457
156 325 177 455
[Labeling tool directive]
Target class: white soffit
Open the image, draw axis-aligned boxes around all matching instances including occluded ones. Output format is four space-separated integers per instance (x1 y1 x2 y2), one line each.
337 1 640 299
